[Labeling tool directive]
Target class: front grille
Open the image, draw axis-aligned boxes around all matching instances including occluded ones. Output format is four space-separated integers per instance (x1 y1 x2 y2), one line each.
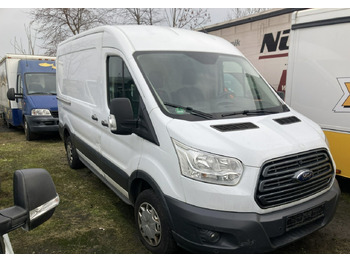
50 111 59 118
256 149 334 209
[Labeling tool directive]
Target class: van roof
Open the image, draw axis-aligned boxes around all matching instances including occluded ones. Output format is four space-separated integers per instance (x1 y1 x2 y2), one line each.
59 25 242 56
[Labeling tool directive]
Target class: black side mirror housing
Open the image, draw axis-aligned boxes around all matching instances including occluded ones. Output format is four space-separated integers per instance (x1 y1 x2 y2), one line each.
109 98 137 135
0 169 59 236
7 88 23 101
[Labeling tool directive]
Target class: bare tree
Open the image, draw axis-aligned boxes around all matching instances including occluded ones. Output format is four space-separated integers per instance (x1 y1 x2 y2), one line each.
120 8 164 25
11 24 37 55
226 8 270 20
165 8 211 29
29 8 119 56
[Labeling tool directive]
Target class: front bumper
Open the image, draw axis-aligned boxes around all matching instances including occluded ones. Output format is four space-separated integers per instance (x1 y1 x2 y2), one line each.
166 180 340 253
26 115 59 133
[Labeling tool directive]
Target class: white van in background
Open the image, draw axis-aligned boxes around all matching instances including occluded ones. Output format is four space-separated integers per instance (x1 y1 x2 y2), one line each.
285 8 350 179
56 25 340 253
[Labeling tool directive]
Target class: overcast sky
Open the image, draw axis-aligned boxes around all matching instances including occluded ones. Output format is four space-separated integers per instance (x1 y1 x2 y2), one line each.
0 8 234 58
0 2 342 58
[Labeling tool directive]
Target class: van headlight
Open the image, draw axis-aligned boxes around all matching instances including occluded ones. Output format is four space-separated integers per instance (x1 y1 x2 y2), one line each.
172 139 243 186
31 109 51 116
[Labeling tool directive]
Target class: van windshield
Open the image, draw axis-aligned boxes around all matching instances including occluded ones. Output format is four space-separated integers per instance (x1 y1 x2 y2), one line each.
135 51 288 120
25 73 56 95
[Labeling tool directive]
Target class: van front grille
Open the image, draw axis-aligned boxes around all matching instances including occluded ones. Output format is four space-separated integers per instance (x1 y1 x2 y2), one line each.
256 149 334 209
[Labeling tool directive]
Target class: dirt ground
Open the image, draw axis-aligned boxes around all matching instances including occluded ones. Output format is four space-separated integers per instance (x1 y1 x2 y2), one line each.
0 118 350 254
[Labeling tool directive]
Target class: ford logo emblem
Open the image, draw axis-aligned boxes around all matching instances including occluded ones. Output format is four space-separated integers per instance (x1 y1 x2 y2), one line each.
293 169 314 182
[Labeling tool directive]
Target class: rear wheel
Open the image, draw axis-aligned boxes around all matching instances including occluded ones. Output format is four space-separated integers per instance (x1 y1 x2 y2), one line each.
135 189 177 253
65 135 83 169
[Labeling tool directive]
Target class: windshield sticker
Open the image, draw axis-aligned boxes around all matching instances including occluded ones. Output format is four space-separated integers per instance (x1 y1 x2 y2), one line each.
175 108 186 114
39 63 56 70
334 78 350 112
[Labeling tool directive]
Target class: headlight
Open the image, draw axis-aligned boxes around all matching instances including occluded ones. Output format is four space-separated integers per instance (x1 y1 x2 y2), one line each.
172 139 243 186
31 109 51 116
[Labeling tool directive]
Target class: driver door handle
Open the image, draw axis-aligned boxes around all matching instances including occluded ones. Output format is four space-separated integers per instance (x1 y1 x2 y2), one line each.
91 114 98 121
101 120 108 127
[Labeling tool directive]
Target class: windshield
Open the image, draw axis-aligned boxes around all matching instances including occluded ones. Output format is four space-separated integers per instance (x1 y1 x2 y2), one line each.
25 73 56 95
135 52 288 120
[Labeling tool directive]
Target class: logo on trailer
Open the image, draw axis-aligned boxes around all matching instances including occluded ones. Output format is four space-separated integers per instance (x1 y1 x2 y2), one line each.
333 78 350 112
259 29 290 60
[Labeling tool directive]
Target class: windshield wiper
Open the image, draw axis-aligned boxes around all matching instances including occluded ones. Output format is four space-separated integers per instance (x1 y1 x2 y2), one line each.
222 109 279 117
164 102 213 119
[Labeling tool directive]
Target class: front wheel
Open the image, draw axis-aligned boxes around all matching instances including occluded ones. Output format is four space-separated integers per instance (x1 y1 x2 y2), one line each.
135 189 177 253
24 119 35 141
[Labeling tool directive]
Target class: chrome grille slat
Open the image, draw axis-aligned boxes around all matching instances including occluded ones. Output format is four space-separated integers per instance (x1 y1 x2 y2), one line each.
263 153 329 177
259 181 329 206
261 162 332 192
256 149 334 208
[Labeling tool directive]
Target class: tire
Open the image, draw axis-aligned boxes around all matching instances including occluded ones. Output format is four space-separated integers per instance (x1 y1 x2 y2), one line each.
65 135 83 169
24 119 35 141
134 189 177 254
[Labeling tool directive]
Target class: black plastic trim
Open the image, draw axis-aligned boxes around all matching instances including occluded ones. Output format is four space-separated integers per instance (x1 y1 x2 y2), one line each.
134 98 160 146
73 135 129 191
292 16 350 30
211 122 259 132
165 180 340 253
129 170 174 228
273 116 301 125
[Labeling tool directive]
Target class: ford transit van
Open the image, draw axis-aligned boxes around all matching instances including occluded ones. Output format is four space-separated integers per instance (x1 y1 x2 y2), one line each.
56 25 340 253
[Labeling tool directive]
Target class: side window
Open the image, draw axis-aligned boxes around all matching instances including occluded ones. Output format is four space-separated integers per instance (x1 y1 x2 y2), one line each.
107 56 140 119
17 75 23 94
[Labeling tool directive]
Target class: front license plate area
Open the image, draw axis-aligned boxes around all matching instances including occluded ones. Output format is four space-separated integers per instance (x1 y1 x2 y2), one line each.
286 204 325 232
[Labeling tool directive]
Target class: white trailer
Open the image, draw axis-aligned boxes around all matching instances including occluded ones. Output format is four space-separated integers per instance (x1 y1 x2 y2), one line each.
285 8 350 179
203 8 305 92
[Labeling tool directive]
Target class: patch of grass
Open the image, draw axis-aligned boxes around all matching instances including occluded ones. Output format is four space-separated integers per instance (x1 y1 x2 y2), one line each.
0 129 149 254
2 127 350 254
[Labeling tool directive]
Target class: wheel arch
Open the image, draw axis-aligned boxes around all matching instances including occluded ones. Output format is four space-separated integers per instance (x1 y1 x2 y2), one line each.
129 170 174 229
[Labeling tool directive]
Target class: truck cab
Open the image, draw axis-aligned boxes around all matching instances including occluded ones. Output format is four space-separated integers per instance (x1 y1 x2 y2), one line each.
3 55 58 140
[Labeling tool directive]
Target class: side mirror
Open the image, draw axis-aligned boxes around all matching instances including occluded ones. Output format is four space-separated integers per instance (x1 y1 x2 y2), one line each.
109 98 137 135
7 88 23 101
0 169 59 236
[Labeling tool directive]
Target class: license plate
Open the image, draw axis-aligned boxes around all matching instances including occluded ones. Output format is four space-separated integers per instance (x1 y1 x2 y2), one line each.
286 204 325 231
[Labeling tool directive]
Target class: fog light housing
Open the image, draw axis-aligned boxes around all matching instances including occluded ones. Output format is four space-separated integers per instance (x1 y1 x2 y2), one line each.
199 229 221 243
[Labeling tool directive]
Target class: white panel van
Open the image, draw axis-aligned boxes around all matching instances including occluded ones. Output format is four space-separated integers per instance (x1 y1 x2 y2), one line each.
56 25 340 253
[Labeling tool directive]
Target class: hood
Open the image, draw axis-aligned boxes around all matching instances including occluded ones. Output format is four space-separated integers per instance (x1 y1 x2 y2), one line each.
26 95 58 111
166 110 327 167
